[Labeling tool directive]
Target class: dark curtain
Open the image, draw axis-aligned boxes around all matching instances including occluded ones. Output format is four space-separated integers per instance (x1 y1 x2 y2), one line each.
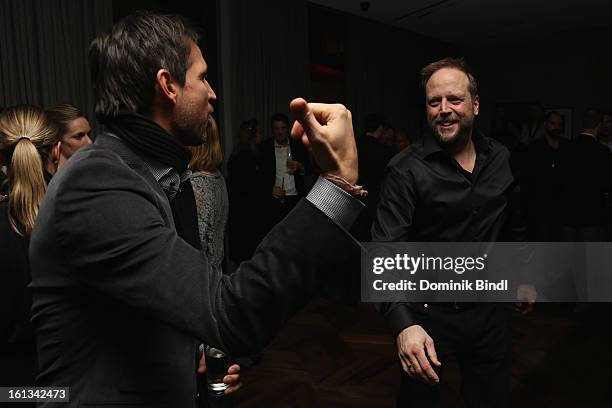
0 0 113 124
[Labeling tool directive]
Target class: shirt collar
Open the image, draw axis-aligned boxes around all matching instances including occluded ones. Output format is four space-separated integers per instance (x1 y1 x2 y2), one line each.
274 139 289 148
422 130 491 161
141 157 192 201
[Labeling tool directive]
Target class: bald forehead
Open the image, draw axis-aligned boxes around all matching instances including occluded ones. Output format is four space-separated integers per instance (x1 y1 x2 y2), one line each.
426 68 471 95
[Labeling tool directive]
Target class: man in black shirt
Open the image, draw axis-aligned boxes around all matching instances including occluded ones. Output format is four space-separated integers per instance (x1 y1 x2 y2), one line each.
522 111 569 241
373 58 516 407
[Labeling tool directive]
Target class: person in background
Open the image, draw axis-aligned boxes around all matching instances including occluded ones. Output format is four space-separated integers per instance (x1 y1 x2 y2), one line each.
561 109 612 242
522 111 569 241
598 109 612 238
519 103 545 145
259 112 309 231
353 113 394 241
598 109 612 151
189 116 228 273
381 123 396 149
0 106 59 402
394 129 411 154
227 118 265 263
45 103 93 163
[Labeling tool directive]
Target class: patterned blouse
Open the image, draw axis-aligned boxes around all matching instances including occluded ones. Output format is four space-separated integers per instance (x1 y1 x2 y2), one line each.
190 170 229 271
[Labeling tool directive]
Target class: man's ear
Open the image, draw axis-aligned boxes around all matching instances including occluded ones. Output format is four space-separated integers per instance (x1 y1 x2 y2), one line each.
473 95 480 116
156 69 179 104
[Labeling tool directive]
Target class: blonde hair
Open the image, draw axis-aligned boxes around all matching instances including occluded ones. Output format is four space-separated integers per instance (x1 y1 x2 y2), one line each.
189 116 222 171
0 106 59 235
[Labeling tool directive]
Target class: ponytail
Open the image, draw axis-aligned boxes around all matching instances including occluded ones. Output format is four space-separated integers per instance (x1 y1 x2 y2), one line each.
0 105 59 236
8 138 47 235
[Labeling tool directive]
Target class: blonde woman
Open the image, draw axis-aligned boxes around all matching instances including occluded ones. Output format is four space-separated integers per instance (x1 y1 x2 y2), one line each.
189 117 228 272
0 106 58 390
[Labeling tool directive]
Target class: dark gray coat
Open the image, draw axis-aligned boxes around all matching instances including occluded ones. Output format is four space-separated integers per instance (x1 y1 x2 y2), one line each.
29 133 358 407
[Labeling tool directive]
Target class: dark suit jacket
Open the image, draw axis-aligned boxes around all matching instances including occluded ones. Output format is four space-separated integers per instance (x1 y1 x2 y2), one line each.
561 133 612 228
227 147 268 262
258 137 309 197
29 133 358 407
0 200 37 388
353 135 394 241
356 134 394 196
521 137 569 241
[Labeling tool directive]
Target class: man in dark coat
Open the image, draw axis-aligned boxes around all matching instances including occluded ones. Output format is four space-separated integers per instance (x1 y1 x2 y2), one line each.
561 109 612 241
258 112 310 230
521 111 569 241
352 113 394 241
29 11 363 407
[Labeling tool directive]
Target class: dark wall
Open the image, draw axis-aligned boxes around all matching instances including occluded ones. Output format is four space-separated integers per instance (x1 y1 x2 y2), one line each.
308 6 348 104
468 24 612 136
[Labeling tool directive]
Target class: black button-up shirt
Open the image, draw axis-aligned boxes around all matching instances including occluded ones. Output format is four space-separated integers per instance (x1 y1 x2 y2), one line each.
372 132 514 333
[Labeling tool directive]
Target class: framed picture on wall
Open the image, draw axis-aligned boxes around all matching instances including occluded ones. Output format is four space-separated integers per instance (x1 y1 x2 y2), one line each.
545 108 573 140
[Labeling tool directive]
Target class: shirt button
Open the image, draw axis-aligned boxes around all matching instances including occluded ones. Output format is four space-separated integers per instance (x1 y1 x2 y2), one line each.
423 303 428 308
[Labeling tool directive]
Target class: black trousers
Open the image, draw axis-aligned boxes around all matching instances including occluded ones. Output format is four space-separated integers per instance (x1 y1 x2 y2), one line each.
397 303 511 408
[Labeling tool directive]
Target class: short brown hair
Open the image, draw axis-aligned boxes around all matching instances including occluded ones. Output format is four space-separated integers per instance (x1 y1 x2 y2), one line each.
90 11 199 119
421 57 478 98
189 116 222 171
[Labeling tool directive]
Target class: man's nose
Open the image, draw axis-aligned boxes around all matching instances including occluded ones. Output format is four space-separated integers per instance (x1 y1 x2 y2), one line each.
440 99 451 113
208 84 217 101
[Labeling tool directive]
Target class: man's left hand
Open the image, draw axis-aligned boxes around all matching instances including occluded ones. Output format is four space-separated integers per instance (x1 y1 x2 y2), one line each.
198 352 242 395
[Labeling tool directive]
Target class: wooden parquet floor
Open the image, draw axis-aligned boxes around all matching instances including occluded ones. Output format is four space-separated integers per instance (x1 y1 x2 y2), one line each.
234 301 612 408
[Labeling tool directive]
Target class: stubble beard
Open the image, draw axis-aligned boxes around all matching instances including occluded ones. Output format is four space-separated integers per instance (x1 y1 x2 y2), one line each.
174 106 210 146
431 117 474 150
